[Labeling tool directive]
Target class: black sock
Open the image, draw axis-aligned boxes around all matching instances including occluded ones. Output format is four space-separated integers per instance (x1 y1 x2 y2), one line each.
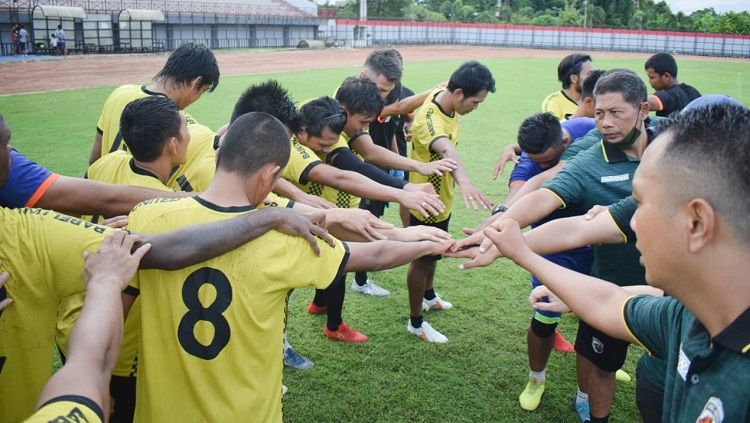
312 289 326 307
325 274 346 331
354 272 368 286
410 315 423 328
423 289 436 300
590 415 609 423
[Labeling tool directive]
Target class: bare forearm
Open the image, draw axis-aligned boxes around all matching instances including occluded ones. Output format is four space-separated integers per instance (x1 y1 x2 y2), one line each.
357 140 419 172
273 178 306 201
139 208 284 269
524 214 625 256
505 164 563 207
513 250 634 342
500 190 559 229
345 240 435 272
381 89 430 116
323 170 403 203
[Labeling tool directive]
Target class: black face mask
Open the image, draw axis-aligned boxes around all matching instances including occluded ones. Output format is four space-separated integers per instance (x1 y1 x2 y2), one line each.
615 116 642 150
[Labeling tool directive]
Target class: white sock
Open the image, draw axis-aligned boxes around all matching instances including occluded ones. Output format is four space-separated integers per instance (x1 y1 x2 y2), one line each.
576 388 589 404
284 331 291 350
529 369 546 382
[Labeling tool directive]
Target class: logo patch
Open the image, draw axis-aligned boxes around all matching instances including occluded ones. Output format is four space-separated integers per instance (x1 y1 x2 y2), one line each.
696 396 724 423
677 344 690 381
600 174 629 183
591 336 604 354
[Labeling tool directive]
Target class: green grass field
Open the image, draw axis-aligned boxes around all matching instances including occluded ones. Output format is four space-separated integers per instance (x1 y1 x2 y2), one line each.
1 52 747 422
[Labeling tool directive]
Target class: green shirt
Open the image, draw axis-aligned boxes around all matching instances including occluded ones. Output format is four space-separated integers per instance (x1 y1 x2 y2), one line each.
625 295 750 422
608 195 637 242
542 140 644 286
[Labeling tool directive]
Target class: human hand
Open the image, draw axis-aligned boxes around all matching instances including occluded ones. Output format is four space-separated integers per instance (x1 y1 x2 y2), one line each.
415 158 458 177
584 205 609 220
492 145 520 180
102 215 128 229
83 230 151 291
529 285 570 313
482 220 532 263
393 225 453 243
271 208 335 256
0 266 12 312
460 184 493 210
326 208 393 241
400 186 445 218
299 193 336 209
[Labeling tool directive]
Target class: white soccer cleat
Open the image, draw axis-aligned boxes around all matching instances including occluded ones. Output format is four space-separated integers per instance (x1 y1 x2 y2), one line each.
407 320 448 343
422 294 453 311
351 278 390 297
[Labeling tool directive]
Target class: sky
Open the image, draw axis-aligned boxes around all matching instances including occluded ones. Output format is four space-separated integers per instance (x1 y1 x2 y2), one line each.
662 0 750 14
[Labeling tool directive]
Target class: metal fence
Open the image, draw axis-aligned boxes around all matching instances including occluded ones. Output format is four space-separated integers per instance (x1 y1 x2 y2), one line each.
331 20 750 58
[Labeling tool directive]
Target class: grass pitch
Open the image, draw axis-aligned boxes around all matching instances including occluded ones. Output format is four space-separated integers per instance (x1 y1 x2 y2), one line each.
0 53 747 422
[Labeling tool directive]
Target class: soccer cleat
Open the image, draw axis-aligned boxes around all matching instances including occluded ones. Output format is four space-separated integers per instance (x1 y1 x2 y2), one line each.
283 347 315 370
323 322 368 343
306 302 326 315
519 379 546 411
421 294 453 311
615 368 632 383
351 278 390 297
571 396 591 423
553 330 575 353
406 320 448 343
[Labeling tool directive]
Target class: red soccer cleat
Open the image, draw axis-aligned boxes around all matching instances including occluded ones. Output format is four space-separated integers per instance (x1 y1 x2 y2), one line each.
553 330 575 353
323 322 368 343
306 302 326 314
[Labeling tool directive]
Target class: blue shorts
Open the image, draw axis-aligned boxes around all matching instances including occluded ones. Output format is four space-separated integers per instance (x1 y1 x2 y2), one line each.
531 247 593 321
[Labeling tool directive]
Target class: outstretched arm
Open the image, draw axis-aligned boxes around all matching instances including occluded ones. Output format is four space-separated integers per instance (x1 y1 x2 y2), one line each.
349 133 457 176
38 176 191 217
274 178 335 209
88 132 103 166
35 231 149 411
137 206 334 269
484 220 636 343
345 239 453 273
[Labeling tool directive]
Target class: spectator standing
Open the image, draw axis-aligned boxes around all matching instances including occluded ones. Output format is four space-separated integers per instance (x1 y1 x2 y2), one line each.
17 25 28 56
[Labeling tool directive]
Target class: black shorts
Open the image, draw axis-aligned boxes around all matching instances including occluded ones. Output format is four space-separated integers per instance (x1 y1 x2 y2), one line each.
408 214 450 262
635 358 664 423
110 375 136 423
575 319 629 372
359 198 387 219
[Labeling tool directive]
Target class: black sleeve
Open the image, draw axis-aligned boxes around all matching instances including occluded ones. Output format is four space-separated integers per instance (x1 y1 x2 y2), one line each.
330 148 407 189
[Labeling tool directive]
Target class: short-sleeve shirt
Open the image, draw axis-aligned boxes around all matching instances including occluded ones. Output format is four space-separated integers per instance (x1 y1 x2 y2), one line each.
282 136 360 208
127 197 348 422
0 208 110 422
652 83 702 117
542 90 579 120
607 195 637 242
0 150 58 208
624 295 750 422
408 88 459 223
318 133 362 208
96 84 216 192
542 140 645 286
561 117 596 141
23 395 103 423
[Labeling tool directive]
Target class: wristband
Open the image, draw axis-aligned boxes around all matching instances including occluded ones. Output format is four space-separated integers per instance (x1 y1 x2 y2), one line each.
491 204 508 215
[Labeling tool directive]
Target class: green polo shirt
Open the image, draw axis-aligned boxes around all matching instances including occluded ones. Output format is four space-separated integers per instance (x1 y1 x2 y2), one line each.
542 140 644 286
608 195 637 242
624 295 750 422
561 117 666 162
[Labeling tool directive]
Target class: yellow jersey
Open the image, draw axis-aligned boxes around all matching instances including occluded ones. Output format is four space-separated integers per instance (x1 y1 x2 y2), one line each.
127 196 348 422
23 395 103 423
541 90 578 120
95 84 217 192
408 88 459 223
0 208 110 422
317 133 361 208
166 119 218 192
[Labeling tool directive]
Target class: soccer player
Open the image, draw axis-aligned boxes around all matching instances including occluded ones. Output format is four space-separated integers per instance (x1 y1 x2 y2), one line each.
645 53 701 117
542 53 592 120
123 112 451 422
483 102 750 422
333 76 457 296
405 61 495 343
453 69 652 422
506 113 593 411
23 231 149 423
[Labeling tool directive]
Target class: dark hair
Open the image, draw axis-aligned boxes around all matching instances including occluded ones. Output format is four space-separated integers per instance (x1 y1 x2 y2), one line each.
593 69 647 108
57 24 62 29
335 76 384 118
364 49 403 83
517 113 563 154
0 115 9 146
658 103 750 245
120 96 182 162
447 61 496 98
581 69 605 100
297 97 347 138
217 112 290 177
154 43 220 92
231 80 299 132
645 53 678 78
558 53 592 89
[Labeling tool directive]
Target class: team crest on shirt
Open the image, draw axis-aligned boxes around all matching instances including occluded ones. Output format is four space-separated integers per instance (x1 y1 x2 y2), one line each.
591 336 604 354
696 397 724 423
